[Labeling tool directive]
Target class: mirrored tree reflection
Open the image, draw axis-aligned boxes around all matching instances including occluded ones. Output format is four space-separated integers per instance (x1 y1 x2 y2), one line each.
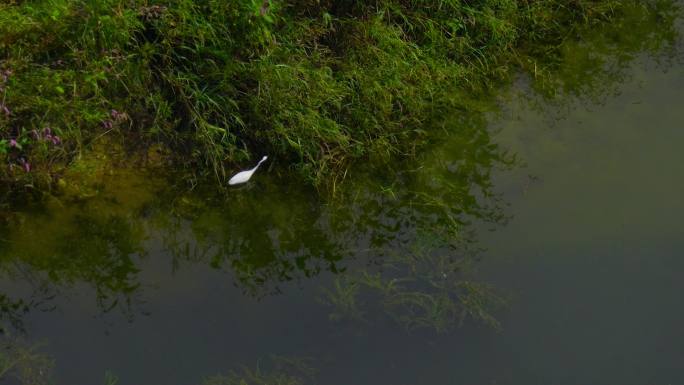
521 1 680 102
0 108 510 333
0 294 29 332
0 0 678 335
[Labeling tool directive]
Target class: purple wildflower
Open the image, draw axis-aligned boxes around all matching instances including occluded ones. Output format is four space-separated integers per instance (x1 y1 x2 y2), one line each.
110 109 120 119
43 127 51 136
51 135 61 145
9 139 17 148
102 120 113 129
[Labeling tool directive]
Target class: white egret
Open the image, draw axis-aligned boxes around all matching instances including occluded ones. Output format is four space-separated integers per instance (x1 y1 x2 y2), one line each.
228 156 268 185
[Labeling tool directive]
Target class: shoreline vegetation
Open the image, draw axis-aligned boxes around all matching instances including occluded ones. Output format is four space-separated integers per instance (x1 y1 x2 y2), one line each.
0 3 681 383
0 0 677 195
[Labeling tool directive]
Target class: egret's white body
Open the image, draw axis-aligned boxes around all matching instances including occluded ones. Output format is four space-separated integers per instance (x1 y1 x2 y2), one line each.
228 156 268 185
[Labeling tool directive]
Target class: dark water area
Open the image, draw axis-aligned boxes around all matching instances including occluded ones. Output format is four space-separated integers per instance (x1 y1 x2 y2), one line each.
470 56 684 384
1 5 684 385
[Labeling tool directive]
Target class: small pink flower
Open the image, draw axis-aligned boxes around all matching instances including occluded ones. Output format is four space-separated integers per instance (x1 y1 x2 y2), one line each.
51 136 61 145
9 139 17 148
43 127 51 136
102 120 113 129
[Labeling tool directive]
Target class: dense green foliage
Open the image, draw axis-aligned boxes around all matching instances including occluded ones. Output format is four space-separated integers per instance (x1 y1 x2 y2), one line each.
0 3 680 382
0 0 668 187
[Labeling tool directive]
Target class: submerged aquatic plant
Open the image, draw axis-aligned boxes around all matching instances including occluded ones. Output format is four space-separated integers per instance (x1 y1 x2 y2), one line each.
202 355 316 385
0 338 122 385
322 239 508 333
0 338 54 385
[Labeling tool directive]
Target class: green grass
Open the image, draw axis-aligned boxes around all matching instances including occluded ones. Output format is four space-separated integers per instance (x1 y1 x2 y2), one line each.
0 0 678 190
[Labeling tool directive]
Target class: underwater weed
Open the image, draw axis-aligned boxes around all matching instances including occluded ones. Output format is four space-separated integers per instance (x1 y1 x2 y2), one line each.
202 355 316 385
323 243 507 334
0 338 54 385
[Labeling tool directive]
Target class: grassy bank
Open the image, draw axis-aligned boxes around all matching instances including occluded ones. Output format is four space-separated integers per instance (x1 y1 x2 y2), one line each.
0 0 676 189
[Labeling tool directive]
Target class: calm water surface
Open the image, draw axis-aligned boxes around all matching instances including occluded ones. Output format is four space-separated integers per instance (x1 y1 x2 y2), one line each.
475 56 684 384
1 7 683 385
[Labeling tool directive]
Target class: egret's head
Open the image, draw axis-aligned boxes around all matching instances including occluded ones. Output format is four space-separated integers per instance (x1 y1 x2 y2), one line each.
261 155 268 162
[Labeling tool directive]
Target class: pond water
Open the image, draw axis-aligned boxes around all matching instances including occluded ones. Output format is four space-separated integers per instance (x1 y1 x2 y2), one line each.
1 5 683 385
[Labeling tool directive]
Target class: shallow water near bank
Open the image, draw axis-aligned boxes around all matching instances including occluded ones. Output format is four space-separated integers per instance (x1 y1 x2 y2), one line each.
1 10 684 385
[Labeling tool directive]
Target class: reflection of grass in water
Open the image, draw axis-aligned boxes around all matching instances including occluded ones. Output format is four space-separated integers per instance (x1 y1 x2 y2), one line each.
203 369 303 385
0 294 30 333
0 339 316 385
0 339 312 385
202 356 316 385
528 1 680 100
103 371 119 385
318 0 680 334
0 146 162 324
322 234 507 333
0 339 313 385
0 338 121 385
324 276 365 323
0 338 53 385
323 149 509 333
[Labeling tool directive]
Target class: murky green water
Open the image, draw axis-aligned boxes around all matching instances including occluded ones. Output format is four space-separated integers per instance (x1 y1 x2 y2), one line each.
1 5 683 385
